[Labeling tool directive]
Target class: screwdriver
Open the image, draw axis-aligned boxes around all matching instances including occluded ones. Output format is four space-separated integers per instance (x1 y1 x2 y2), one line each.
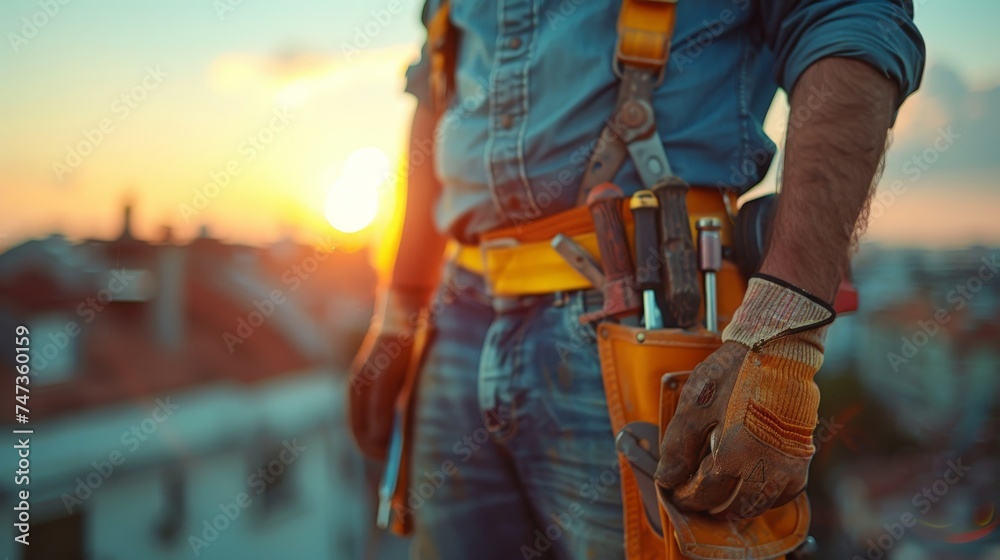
696 217 723 333
629 190 664 329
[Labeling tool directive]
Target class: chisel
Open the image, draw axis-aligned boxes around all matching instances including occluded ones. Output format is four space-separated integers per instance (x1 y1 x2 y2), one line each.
629 190 663 329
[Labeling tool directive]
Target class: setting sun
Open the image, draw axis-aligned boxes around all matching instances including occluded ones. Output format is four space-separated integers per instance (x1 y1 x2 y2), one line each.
324 147 388 234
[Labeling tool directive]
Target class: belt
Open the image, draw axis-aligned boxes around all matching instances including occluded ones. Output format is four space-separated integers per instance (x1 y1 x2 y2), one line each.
452 188 737 297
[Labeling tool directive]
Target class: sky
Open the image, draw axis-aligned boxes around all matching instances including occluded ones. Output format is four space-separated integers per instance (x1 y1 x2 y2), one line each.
1 0 999 251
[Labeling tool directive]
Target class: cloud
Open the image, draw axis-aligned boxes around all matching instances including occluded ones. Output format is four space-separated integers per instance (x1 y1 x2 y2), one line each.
207 46 418 103
887 64 1000 178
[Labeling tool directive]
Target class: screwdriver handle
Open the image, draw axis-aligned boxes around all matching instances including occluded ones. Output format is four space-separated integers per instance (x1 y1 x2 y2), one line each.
585 183 641 321
630 191 661 292
653 176 701 328
588 184 634 286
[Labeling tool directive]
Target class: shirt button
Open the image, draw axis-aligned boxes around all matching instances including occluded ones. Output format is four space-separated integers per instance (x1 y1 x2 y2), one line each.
500 114 514 129
508 37 522 50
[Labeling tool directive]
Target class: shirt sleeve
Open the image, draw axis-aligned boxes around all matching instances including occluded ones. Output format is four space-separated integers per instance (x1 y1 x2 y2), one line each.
760 0 926 111
403 0 438 105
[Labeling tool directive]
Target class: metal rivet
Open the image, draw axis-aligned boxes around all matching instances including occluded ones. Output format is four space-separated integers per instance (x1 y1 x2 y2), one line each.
601 328 609 338
636 332 646 343
647 157 663 177
668 379 679 390
620 100 647 127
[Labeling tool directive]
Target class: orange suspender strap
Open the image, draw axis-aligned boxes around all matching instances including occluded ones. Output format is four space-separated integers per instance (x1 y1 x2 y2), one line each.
616 0 679 81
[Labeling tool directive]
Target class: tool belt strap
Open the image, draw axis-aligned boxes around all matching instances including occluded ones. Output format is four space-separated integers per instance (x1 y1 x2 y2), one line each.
453 188 736 297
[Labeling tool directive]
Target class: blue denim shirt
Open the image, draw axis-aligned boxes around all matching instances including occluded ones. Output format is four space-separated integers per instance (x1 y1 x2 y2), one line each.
406 0 924 241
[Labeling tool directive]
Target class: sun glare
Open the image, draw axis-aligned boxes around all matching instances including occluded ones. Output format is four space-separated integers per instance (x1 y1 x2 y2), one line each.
324 148 388 234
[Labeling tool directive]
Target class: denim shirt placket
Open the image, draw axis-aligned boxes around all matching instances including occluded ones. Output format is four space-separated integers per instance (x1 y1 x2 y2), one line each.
484 0 541 225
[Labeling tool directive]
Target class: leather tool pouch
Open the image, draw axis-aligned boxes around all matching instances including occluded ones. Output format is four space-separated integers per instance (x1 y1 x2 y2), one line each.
596 324 810 559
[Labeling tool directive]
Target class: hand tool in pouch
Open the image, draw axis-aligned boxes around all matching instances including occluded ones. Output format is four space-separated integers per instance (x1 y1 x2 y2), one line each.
551 233 606 290
615 421 664 536
376 411 404 529
652 177 700 329
629 190 664 329
696 217 722 333
581 183 642 325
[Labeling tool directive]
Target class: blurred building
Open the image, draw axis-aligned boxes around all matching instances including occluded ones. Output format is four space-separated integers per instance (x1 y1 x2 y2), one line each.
819 244 1000 559
0 207 391 560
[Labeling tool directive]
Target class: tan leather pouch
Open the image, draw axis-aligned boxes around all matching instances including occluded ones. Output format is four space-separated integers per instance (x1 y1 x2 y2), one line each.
596 323 723 560
596 324 810 559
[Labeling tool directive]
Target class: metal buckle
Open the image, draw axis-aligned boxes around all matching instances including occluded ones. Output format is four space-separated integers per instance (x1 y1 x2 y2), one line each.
613 42 671 86
478 237 519 296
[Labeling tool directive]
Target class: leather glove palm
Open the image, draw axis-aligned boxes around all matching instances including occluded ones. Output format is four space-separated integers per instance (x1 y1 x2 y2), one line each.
655 275 835 520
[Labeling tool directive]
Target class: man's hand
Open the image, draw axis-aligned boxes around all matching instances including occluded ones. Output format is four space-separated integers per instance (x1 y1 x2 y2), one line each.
655 58 899 518
655 276 834 519
348 289 427 461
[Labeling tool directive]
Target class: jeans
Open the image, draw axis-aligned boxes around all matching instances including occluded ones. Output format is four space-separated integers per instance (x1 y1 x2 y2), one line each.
410 264 624 560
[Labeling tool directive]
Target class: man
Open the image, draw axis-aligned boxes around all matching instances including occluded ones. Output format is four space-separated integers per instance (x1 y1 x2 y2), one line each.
350 0 924 558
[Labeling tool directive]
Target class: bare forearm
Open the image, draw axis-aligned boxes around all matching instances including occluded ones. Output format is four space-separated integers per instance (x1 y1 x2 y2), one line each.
389 103 448 298
760 58 898 302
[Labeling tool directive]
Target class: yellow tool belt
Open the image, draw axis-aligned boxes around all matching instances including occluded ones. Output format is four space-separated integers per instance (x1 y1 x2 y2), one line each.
454 188 736 297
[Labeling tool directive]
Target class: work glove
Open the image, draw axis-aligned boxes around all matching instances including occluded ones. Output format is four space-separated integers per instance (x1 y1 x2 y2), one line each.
348 288 428 462
655 274 835 520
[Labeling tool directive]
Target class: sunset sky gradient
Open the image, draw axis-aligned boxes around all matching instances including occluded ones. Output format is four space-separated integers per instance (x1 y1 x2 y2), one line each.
1 0 998 250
